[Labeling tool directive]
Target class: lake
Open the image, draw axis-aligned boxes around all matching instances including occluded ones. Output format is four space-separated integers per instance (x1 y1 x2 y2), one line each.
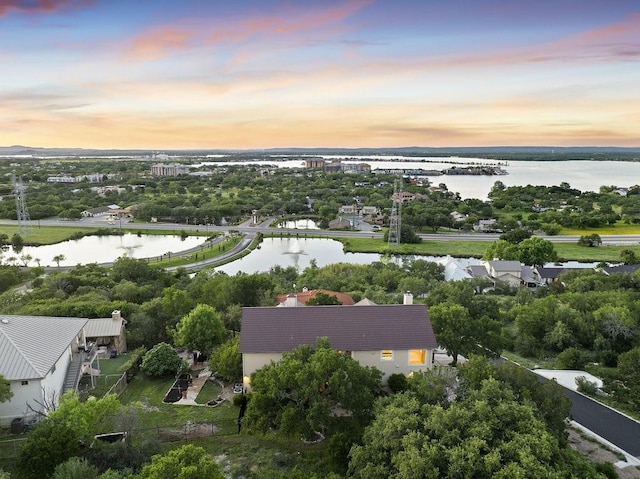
2 233 205 267
193 156 640 200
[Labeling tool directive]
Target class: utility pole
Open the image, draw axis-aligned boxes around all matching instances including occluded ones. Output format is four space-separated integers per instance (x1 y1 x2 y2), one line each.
387 179 402 247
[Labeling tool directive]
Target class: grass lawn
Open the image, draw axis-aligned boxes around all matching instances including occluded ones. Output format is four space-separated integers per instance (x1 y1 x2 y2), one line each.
148 237 241 268
78 354 131 398
0 225 99 245
340 236 640 262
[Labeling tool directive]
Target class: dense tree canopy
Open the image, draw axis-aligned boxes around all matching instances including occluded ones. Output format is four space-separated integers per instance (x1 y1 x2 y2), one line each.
243 338 383 439
0 374 12 403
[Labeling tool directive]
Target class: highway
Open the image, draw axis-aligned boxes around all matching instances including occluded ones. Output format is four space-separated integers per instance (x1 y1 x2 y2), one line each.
3 217 640 246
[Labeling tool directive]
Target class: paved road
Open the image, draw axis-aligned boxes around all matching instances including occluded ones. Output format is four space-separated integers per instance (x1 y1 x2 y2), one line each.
564 388 640 457
4 218 640 245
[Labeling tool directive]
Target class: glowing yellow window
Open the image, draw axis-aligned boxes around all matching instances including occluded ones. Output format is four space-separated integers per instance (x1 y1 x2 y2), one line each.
409 349 426 365
381 350 393 361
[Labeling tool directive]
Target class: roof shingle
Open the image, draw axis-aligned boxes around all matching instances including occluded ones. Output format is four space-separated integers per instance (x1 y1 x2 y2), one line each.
240 304 436 353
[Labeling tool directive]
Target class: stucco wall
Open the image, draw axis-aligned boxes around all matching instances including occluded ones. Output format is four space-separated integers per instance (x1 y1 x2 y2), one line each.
242 348 434 389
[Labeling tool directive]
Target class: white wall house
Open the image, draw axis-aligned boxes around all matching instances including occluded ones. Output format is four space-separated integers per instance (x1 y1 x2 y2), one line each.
0 315 88 426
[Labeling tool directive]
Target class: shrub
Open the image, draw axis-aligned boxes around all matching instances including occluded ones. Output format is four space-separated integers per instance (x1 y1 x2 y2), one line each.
52 457 99 479
140 343 185 377
119 346 146 381
575 376 599 395
557 347 589 370
387 373 409 393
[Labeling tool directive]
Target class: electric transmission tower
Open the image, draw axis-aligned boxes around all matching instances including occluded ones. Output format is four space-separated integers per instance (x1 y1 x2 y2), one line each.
13 174 30 236
387 178 402 247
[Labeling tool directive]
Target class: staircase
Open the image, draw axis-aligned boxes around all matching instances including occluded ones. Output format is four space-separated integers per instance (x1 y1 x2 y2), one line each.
63 353 83 393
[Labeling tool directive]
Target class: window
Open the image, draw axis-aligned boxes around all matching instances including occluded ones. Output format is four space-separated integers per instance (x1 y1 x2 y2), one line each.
21 380 29 385
381 350 393 361
409 349 426 365
337 350 353 358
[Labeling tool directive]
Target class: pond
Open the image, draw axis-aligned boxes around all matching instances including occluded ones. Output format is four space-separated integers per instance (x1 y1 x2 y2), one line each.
3 233 205 268
215 237 481 275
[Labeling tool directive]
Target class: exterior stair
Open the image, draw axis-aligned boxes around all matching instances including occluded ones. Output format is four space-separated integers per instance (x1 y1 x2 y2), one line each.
63 353 83 393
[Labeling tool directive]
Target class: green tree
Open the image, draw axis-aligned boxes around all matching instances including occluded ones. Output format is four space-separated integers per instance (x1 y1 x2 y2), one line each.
174 304 227 354
429 302 501 366
306 292 343 305
517 236 558 266
0 374 12 403
140 342 185 377
578 234 603 247
138 444 224 479
482 239 518 261
348 378 595 479
620 248 638 264
52 457 100 479
10 233 24 252
617 347 640 407
209 336 242 382
52 254 66 267
19 393 120 478
243 338 382 439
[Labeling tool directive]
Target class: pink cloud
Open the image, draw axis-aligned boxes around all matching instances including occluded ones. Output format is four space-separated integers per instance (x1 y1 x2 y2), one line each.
0 0 92 17
124 0 372 62
208 0 372 45
125 27 196 62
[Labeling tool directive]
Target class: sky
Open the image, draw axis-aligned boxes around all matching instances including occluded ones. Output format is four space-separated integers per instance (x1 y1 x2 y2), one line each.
1 0 639 149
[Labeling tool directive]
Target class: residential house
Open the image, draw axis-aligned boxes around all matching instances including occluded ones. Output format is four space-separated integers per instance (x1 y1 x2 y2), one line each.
240 295 438 389
84 310 127 355
473 219 500 232
276 289 355 306
600 264 640 275
0 315 89 425
468 260 540 288
535 267 569 285
81 204 121 217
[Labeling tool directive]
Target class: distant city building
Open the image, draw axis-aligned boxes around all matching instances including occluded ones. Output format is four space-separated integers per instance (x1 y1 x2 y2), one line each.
304 158 326 168
150 163 189 176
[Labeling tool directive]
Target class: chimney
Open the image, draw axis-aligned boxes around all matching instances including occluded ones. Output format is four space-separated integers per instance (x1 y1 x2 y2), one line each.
403 292 413 305
112 310 121 321
285 294 298 307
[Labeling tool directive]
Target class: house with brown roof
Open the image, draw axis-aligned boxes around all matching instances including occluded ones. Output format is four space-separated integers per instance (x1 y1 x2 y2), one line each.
239 299 437 389
276 289 355 306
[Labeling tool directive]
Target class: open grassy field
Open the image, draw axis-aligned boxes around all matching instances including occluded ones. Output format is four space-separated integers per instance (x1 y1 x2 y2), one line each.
340 237 640 262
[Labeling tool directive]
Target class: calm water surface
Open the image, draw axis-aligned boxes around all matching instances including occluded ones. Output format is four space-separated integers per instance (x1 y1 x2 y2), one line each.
194 156 640 200
3 234 204 267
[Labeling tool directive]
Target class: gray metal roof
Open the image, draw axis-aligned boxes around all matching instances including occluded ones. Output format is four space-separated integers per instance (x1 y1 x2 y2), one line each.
488 260 522 271
0 315 87 380
240 304 437 353
84 318 124 338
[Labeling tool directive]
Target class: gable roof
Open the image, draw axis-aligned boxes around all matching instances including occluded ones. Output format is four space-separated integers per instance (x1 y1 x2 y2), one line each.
240 304 437 353
276 289 355 306
602 264 640 275
84 317 124 338
0 315 87 380
536 267 568 279
488 260 522 271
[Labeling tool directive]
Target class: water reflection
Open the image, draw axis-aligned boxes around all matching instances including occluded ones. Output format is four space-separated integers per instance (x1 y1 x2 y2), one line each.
2 234 205 267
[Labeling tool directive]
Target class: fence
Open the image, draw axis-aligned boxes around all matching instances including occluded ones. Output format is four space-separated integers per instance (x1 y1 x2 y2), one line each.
0 437 27 459
103 372 128 398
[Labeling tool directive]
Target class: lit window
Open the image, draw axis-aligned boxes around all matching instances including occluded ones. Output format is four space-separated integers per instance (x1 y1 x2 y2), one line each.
337 350 353 358
409 349 426 365
381 350 393 361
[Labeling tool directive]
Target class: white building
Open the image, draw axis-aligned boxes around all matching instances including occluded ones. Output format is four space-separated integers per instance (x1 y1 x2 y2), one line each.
0 315 88 425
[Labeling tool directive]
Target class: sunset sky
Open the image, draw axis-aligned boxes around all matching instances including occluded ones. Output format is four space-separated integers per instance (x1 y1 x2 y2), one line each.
1 0 639 149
